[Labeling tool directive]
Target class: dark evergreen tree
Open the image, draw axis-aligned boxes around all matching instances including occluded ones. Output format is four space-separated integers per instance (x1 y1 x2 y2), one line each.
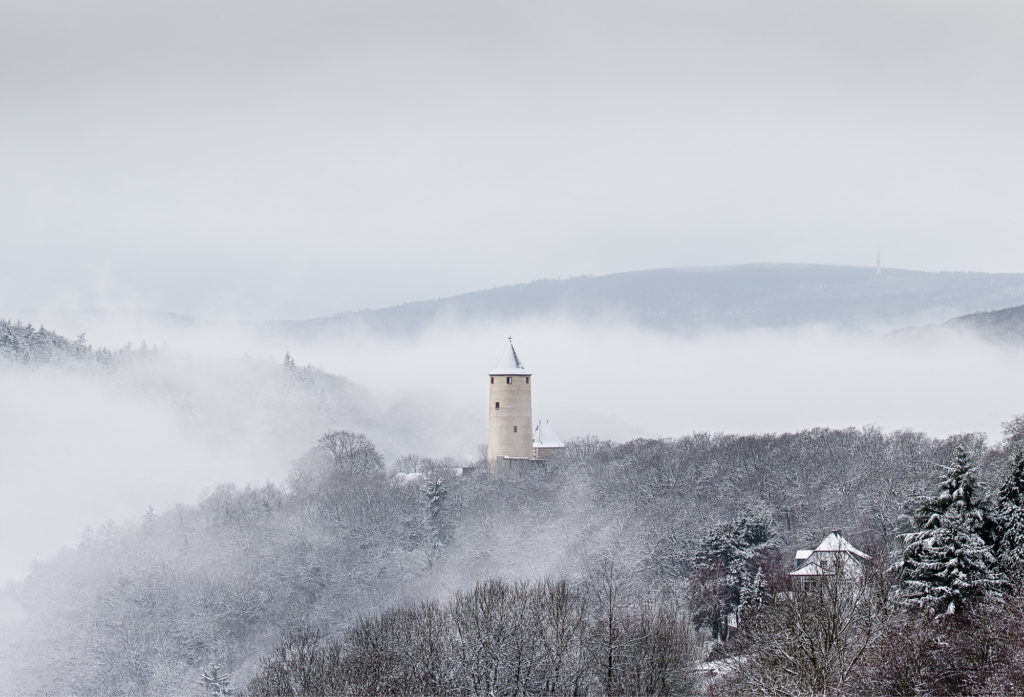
994 450 1024 584
690 509 774 640
901 446 1007 616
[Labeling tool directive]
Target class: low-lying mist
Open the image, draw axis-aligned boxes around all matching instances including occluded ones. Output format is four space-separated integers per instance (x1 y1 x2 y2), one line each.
2 310 1023 585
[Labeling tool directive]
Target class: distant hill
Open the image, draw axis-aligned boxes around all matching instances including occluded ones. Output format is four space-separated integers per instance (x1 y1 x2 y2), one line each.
945 304 1024 342
280 264 1024 335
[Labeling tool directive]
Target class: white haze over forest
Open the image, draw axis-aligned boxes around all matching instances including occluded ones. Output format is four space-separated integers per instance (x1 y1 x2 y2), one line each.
2 310 1023 585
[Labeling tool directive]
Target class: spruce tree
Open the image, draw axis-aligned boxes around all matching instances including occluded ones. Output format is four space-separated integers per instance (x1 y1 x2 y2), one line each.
995 450 1024 584
691 510 774 640
901 446 1007 616
423 477 451 564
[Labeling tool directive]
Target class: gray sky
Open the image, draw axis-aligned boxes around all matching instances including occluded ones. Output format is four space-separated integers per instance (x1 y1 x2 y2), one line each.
3 0 1024 319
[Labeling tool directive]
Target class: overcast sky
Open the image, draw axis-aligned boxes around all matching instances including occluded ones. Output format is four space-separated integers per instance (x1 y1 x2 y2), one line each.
3 0 1024 319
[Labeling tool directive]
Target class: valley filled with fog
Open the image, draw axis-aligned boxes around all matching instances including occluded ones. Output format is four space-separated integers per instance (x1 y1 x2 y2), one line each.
4 290 1024 587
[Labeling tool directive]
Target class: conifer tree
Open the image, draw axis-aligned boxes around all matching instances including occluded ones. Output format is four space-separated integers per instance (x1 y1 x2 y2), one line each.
738 566 766 623
423 477 451 566
425 477 448 540
994 450 1024 584
691 510 774 640
901 446 1007 616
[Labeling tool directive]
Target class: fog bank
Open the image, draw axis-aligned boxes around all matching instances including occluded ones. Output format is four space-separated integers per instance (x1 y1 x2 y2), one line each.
2 313 1022 585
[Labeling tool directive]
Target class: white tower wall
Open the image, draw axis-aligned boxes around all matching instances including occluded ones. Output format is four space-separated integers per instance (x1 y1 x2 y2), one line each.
486 340 533 472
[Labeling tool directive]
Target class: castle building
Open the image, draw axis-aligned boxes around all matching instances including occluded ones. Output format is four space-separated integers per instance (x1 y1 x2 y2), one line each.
487 338 565 474
487 339 534 471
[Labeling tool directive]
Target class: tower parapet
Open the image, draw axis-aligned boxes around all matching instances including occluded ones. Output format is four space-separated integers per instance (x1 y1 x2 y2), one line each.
487 338 533 472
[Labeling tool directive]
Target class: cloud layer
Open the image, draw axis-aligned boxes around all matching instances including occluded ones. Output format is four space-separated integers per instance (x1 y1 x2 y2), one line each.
3 0 1024 318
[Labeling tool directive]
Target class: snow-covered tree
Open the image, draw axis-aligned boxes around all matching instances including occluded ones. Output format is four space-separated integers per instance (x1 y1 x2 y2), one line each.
200 664 233 695
729 558 892 696
738 566 767 621
901 446 1007 616
691 509 774 640
423 477 451 550
994 450 1024 584
1003 415 1024 456
317 430 384 474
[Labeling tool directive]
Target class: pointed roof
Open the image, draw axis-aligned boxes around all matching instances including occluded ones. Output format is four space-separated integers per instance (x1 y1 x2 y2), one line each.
490 338 531 375
814 531 870 559
789 530 870 578
533 419 564 448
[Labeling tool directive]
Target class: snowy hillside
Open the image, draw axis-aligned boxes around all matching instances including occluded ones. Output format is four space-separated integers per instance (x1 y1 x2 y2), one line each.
280 264 1024 335
945 303 1024 342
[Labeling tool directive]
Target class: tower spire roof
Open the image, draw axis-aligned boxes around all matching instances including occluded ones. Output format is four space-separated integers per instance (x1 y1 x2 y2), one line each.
490 337 531 375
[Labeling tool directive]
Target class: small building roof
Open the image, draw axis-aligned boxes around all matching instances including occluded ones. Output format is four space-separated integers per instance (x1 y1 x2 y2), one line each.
814 531 870 559
533 419 564 448
789 530 871 578
491 338 531 376
790 559 835 577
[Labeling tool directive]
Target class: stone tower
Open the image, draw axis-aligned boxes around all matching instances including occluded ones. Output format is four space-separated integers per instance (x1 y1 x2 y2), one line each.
487 338 533 471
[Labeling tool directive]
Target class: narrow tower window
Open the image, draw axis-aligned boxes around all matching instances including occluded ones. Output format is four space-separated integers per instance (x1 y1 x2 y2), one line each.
495 401 500 410
526 376 530 384
490 376 494 384
514 426 518 433
506 376 512 384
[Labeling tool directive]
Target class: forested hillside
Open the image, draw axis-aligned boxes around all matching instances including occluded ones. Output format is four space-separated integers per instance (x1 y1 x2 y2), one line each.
4 423 1018 695
0 316 476 468
947 303 1024 342
280 265 1024 336
0 319 120 365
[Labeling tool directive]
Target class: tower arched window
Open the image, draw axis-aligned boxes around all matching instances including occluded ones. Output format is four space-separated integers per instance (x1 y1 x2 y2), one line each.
506 376 512 384
495 401 500 410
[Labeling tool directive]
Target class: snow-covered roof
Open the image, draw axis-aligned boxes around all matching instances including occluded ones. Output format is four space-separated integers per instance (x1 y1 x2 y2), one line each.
533 419 564 448
789 531 871 577
790 559 836 577
490 338 531 375
814 531 870 559
393 472 427 485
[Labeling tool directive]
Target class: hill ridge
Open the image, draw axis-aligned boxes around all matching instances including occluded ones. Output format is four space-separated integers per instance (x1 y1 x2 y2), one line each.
279 264 1024 335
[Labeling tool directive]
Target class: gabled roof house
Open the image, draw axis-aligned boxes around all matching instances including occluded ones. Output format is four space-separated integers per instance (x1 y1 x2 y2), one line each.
790 530 870 588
